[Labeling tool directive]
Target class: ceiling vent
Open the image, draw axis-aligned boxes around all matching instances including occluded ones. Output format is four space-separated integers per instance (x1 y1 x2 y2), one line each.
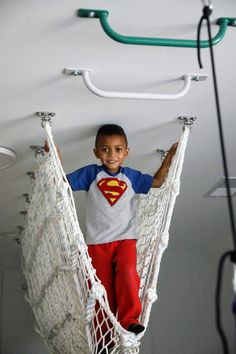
0 147 17 170
205 178 236 198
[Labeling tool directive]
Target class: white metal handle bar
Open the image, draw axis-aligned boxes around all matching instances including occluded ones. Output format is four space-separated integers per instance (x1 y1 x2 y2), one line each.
63 68 207 100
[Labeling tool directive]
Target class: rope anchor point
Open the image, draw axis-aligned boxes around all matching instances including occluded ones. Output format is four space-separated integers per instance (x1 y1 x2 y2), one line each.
35 111 56 128
177 116 197 126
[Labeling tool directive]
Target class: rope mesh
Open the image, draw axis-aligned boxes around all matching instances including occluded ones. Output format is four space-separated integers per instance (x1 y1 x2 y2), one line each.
21 122 190 354
137 126 189 327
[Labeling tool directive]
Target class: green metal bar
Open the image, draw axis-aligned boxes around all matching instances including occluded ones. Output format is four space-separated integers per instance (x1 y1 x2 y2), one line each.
77 9 236 48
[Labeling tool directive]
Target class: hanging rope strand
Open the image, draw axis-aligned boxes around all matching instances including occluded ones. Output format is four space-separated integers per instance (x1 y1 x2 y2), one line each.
197 2 236 250
205 16 236 250
196 3 236 354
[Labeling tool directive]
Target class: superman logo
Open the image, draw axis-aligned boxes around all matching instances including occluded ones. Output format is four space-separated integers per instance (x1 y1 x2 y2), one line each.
97 178 127 206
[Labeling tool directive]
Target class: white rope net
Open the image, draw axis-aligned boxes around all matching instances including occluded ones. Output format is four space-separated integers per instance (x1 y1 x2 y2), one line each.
20 122 190 354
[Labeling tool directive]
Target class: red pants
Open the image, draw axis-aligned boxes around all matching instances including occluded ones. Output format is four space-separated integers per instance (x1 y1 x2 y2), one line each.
88 239 141 330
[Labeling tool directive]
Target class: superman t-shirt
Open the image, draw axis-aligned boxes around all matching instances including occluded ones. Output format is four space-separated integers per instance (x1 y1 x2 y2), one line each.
67 164 153 244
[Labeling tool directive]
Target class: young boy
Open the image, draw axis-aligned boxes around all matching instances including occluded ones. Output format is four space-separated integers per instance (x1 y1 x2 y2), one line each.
47 124 177 336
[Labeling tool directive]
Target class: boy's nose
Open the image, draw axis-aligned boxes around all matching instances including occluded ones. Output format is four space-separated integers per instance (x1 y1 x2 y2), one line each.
109 149 115 157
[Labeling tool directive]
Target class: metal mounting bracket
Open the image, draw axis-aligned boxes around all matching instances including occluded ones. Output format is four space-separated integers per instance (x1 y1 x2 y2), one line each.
156 149 169 161
16 283 28 291
35 111 55 128
26 171 35 180
17 226 24 235
22 193 30 204
16 226 24 244
63 68 83 76
20 211 27 220
177 116 197 126
190 74 208 81
30 145 45 157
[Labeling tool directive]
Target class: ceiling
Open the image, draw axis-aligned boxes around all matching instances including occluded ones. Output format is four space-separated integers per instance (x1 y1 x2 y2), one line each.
0 0 236 353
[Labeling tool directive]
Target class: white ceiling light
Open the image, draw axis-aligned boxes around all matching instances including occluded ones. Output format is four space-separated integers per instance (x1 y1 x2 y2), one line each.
205 178 236 198
0 147 17 170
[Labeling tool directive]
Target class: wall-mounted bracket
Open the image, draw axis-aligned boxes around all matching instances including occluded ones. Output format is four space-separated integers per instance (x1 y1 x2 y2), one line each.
77 9 236 48
35 112 55 128
22 193 30 204
20 211 27 220
190 74 208 82
63 68 84 76
17 226 24 235
63 68 207 100
16 283 28 291
15 226 24 245
156 149 169 161
14 237 21 245
177 116 197 126
30 145 45 157
26 171 35 180
217 17 236 28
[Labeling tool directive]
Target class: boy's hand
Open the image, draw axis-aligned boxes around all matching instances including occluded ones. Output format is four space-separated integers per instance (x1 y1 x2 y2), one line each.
161 142 178 170
44 140 49 153
167 142 178 158
152 142 178 188
44 140 62 162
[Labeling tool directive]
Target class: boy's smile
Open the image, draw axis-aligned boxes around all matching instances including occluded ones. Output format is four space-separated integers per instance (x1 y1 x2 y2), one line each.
94 135 129 173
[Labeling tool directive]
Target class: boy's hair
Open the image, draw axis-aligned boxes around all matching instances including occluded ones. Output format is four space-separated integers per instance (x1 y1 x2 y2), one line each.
95 124 128 147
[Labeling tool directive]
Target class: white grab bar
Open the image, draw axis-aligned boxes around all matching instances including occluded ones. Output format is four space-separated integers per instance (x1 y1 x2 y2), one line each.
63 68 207 101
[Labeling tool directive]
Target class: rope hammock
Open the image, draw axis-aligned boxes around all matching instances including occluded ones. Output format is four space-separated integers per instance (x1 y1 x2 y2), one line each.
21 119 191 354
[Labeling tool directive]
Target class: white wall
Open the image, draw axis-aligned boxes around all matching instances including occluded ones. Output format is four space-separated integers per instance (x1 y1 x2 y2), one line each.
0 268 49 354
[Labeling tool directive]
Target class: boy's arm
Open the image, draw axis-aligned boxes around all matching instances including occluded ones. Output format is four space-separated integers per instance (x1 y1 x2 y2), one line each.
44 141 62 163
151 143 178 188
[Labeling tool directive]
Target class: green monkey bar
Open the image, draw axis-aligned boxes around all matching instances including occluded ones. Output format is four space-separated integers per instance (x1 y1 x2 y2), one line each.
77 8 236 48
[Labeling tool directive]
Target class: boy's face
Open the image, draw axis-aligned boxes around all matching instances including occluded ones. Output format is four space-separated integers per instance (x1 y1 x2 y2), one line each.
94 134 129 173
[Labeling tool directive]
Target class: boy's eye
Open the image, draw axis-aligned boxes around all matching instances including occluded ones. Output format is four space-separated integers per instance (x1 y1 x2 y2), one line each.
100 147 123 153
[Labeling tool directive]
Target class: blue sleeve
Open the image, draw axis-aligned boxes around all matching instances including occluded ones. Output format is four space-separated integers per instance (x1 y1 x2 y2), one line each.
66 164 98 191
123 167 153 194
